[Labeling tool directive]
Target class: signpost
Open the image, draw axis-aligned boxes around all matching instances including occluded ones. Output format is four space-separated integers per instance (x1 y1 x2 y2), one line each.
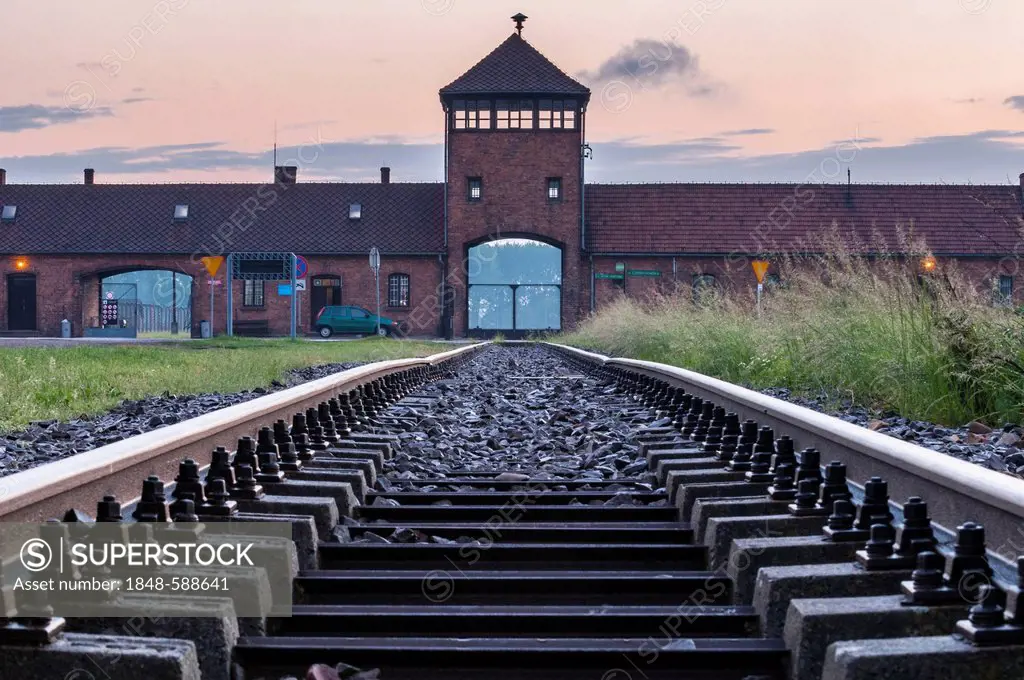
294 256 307 334
101 292 118 328
752 260 770 316
201 256 224 337
369 247 381 336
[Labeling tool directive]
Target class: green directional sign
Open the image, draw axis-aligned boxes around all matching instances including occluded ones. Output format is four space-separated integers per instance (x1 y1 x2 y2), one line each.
595 273 624 280
628 270 661 277
615 262 625 272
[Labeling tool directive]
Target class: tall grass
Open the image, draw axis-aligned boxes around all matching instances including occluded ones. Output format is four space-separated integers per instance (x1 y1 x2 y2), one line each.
563 248 1024 426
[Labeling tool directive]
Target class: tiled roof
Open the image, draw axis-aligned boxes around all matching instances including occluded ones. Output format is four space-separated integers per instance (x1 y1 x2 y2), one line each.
3 181 1020 258
586 183 1024 256
0 182 445 255
440 34 590 98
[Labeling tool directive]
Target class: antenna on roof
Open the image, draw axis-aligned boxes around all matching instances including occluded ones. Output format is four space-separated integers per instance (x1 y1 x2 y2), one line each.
847 168 851 185
512 12 527 36
273 120 278 167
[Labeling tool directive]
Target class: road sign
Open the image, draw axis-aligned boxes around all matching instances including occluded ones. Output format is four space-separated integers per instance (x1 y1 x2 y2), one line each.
208 278 223 286
752 260 770 284
295 279 307 291
596 273 624 280
628 270 661 277
200 256 224 277
295 255 308 279
615 262 625 272
278 284 293 296
369 247 381 335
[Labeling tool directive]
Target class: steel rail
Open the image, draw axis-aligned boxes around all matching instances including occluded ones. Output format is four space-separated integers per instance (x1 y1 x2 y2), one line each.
546 342 1024 563
0 343 486 524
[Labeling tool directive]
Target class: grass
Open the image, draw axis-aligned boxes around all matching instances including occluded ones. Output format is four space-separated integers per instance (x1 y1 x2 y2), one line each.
560 245 1024 427
0 337 441 432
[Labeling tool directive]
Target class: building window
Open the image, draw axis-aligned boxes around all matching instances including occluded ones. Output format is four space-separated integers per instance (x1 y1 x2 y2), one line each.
468 177 482 201
495 100 534 129
1 205 16 221
388 273 410 307
173 204 189 220
243 280 265 307
997 275 1014 305
692 274 717 302
452 99 492 130
538 99 577 130
349 203 361 220
547 178 562 201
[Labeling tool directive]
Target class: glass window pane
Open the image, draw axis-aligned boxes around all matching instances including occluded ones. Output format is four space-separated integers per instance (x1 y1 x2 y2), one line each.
515 285 561 330
468 286 514 329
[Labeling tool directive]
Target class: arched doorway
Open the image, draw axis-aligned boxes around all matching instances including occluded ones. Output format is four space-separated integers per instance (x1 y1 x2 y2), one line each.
98 270 193 337
467 238 562 336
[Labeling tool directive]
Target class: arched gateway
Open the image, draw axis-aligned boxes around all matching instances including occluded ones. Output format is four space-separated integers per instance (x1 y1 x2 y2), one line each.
468 238 562 333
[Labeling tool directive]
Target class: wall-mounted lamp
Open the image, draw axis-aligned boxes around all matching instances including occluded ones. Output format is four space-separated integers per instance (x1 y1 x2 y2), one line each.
14 257 29 271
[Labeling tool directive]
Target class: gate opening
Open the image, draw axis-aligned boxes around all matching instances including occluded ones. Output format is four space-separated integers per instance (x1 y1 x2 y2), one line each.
468 238 561 336
96 270 193 338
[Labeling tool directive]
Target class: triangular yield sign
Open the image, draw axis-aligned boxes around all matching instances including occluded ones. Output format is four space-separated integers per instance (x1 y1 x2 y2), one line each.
751 260 770 284
200 256 224 278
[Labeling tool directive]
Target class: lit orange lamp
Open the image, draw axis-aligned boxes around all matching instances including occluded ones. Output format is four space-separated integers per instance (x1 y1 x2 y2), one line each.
920 256 937 273
14 257 29 271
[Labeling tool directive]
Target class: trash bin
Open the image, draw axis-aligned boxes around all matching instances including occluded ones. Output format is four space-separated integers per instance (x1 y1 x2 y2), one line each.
60 319 72 338
200 320 212 338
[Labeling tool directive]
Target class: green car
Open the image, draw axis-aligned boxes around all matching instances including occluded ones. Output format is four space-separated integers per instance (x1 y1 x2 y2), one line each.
314 305 401 338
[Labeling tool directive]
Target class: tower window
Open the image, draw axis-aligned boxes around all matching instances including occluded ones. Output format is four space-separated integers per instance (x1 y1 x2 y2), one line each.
495 100 534 129
173 204 189 220
452 99 492 130
547 178 562 201
538 100 578 130
1 205 16 221
349 203 362 220
468 177 482 201
388 273 410 307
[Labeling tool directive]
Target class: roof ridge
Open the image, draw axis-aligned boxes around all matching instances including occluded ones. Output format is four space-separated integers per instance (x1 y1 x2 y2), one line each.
440 32 590 97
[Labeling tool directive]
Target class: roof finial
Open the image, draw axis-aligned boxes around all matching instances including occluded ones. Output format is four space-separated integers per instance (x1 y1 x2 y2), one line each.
512 12 527 36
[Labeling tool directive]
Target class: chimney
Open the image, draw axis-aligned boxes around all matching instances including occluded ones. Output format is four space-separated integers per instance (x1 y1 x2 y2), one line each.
274 166 297 185
0 169 6 185
380 166 391 185
84 168 95 185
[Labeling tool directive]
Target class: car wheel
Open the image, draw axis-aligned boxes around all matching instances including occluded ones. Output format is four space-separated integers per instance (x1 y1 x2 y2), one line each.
377 327 388 337
318 326 333 338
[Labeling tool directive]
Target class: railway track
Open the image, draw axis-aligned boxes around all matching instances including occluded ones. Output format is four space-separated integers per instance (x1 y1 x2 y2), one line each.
1 342 1023 679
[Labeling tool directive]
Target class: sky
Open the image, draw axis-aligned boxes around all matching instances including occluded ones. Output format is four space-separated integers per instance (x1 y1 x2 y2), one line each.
1 0 1022 185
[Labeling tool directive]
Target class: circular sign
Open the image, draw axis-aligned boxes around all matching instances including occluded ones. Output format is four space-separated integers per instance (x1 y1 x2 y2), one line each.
295 255 308 279
106 292 114 299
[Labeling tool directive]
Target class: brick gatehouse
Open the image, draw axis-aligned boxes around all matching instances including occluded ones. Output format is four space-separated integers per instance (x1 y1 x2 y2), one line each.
2 15 1022 338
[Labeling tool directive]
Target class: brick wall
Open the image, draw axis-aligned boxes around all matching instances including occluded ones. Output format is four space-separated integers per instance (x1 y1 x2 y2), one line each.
446 129 584 336
0 253 442 337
